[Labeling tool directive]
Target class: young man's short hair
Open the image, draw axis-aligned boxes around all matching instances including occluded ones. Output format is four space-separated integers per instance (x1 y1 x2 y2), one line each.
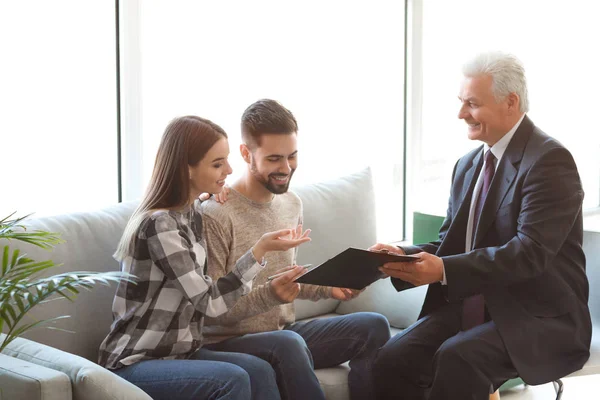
241 99 298 149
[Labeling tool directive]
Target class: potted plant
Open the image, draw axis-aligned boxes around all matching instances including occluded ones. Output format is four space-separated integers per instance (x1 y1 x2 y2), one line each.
0 212 129 352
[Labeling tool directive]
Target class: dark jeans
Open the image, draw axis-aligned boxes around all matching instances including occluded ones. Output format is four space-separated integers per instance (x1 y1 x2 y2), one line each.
372 302 518 400
113 347 280 400
205 311 390 400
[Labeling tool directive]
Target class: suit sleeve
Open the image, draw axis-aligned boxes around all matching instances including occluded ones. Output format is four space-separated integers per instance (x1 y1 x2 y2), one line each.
392 160 459 291
443 147 583 301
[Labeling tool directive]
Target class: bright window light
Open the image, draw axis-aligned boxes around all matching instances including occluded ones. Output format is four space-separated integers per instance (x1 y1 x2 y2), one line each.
125 0 406 241
416 0 600 216
0 1 118 218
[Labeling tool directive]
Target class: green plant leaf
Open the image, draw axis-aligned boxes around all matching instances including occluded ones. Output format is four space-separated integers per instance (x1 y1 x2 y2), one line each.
0 212 24 227
12 292 26 313
15 255 34 266
55 289 75 302
66 285 80 295
1 213 62 249
23 291 35 308
1 246 8 276
0 316 70 352
9 248 20 269
44 325 75 334
0 310 13 330
7 260 57 281
1 215 134 353
3 303 17 323
9 316 71 339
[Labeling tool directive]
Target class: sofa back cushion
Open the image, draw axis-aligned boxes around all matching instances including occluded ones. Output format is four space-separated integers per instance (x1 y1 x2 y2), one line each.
292 168 377 320
2 202 138 361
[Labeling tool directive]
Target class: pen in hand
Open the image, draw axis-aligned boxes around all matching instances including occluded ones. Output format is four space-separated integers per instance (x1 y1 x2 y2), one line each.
267 264 313 281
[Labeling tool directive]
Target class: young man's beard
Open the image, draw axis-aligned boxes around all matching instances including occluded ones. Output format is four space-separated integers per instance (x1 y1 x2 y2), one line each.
250 159 294 195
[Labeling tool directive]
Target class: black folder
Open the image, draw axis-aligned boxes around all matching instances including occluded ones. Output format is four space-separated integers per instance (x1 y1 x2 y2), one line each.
295 247 419 290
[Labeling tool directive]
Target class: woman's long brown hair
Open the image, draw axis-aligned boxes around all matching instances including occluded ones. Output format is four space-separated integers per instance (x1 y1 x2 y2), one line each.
114 116 227 260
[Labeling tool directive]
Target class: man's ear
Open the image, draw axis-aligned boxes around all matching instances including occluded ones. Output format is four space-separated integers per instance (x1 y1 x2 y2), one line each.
506 92 520 114
240 144 251 164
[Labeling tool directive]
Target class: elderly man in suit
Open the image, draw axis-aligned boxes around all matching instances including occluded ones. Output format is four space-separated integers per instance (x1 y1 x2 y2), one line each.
370 52 592 400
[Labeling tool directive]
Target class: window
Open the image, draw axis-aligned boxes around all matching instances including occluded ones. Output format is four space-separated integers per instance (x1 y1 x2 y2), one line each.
1 1 118 217
413 0 600 217
121 1 407 241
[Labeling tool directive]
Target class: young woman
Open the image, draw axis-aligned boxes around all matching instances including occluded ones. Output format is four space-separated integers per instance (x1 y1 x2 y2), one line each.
98 116 310 400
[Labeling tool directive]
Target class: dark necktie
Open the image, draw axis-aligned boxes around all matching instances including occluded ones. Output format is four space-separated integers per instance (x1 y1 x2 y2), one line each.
462 149 496 331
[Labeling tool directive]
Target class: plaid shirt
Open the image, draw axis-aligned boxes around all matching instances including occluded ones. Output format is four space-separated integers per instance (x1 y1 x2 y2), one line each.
98 205 263 370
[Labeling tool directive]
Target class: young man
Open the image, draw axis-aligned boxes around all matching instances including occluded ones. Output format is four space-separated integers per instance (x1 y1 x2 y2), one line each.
201 99 390 400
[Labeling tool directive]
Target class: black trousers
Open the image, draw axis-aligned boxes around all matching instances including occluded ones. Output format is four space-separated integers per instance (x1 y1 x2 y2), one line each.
372 302 519 400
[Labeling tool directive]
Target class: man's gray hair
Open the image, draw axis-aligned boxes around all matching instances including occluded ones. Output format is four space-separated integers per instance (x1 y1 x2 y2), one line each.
462 52 529 113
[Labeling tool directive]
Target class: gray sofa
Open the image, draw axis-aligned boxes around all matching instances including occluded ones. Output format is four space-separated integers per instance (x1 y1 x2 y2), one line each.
1 167 599 400
0 168 427 400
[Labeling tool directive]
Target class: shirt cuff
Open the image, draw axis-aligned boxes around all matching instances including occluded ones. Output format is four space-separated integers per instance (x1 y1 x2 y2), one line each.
441 262 447 285
234 249 267 285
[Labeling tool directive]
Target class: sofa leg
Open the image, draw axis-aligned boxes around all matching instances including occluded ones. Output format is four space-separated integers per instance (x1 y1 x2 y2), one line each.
489 390 500 400
553 379 564 400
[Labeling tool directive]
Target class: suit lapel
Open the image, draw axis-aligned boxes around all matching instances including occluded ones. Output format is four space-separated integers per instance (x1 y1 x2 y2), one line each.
460 152 483 209
438 149 482 255
473 116 534 246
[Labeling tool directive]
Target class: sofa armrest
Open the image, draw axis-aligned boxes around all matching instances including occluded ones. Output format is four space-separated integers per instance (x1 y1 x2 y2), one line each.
1 334 151 400
0 353 72 400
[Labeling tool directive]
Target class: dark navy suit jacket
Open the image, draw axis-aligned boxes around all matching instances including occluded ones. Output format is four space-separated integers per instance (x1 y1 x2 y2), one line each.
395 116 592 384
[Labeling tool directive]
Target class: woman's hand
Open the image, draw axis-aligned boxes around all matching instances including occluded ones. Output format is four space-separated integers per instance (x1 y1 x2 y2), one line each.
252 225 311 261
199 186 230 203
268 265 306 303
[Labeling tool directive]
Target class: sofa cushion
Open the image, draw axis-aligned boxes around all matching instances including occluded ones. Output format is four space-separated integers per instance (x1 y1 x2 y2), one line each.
1 334 151 400
292 168 378 320
315 363 350 400
5 201 138 361
295 313 404 400
0 353 71 400
336 278 427 329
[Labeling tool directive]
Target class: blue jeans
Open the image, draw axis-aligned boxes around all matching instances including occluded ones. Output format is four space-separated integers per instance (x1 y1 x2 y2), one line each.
205 311 390 400
113 347 280 400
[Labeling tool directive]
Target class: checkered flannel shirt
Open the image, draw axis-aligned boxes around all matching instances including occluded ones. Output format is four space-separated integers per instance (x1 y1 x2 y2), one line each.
98 206 263 370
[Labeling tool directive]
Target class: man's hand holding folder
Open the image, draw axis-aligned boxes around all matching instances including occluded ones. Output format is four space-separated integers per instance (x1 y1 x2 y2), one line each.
295 247 421 290
370 243 444 287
